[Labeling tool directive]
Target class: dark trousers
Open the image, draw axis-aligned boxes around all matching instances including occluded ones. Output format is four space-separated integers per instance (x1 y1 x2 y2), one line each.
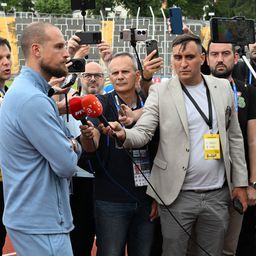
236 206 256 256
150 217 163 256
0 182 6 255
70 177 95 256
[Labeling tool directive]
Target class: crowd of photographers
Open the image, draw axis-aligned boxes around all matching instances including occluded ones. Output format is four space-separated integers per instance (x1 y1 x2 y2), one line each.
0 17 256 256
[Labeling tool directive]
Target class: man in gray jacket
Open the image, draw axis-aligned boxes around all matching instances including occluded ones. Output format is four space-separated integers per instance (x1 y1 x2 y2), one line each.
97 34 248 256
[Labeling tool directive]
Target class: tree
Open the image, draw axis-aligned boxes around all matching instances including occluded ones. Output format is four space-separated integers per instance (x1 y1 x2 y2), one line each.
215 0 256 19
116 0 162 17
5 0 34 12
34 0 71 14
89 0 116 17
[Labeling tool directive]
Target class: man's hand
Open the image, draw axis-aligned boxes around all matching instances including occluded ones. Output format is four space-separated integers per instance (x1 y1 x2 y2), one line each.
232 187 248 213
99 121 126 142
97 41 113 63
118 104 143 127
73 44 90 59
67 34 81 58
143 51 163 80
56 92 74 115
80 121 95 140
49 76 71 95
79 121 100 152
67 34 90 59
247 186 256 206
149 200 159 222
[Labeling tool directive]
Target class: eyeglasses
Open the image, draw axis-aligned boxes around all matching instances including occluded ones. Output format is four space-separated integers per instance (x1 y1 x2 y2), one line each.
81 73 104 80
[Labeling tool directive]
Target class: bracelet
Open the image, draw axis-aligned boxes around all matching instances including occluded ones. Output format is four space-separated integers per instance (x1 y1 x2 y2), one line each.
141 76 153 82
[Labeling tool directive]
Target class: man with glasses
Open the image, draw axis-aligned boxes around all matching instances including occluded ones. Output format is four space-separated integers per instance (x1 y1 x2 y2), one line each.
80 62 104 95
69 61 105 256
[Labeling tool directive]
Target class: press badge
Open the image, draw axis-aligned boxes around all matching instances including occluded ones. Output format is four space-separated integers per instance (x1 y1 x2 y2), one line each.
203 134 220 160
132 149 151 187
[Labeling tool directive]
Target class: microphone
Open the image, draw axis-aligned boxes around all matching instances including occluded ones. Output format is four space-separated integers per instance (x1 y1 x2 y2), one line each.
69 97 88 125
81 94 109 127
61 73 77 89
48 74 78 97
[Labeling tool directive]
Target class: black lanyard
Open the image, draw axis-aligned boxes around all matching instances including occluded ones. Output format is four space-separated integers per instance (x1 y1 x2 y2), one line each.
181 80 213 130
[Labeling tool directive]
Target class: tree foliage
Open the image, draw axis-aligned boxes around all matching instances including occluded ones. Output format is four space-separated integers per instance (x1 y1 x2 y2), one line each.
34 0 71 15
2 0 256 20
116 0 162 17
214 0 256 19
4 0 34 12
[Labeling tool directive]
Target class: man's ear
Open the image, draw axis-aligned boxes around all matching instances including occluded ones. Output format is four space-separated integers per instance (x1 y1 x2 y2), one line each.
31 43 41 57
201 52 206 65
234 52 239 65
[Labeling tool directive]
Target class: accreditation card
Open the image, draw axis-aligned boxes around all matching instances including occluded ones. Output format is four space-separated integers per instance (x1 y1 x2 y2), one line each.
203 134 220 160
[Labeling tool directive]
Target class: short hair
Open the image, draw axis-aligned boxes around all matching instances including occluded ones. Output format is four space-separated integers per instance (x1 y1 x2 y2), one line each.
172 34 202 53
0 37 11 51
21 22 55 58
109 52 138 71
207 39 236 54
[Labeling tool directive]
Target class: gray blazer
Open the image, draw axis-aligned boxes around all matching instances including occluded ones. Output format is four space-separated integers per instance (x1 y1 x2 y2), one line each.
124 75 248 205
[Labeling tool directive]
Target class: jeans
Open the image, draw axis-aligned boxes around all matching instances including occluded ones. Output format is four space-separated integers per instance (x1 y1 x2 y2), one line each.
70 177 95 256
95 199 155 256
0 182 6 255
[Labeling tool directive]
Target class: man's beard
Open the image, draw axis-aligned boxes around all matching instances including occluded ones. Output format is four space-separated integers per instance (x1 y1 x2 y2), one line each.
40 60 68 78
210 66 232 79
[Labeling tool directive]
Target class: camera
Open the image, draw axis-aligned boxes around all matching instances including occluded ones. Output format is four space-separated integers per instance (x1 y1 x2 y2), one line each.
67 58 85 73
120 28 148 42
75 31 102 45
210 16 255 46
71 0 96 10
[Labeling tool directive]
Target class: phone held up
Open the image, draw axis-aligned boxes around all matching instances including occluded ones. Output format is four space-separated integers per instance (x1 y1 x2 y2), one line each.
169 6 183 35
67 58 85 73
210 16 255 46
75 31 102 45
145 39 159 60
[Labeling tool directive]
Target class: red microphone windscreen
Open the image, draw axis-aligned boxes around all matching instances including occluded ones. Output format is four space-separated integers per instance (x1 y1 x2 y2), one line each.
81 94 103 118
69 97 86 120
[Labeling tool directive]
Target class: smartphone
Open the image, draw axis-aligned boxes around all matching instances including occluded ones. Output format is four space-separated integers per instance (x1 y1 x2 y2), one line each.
67 58 85 73
169 7 183 35
145 39 159 60
210 17 255 45
75 31 102 45
233 198 243 215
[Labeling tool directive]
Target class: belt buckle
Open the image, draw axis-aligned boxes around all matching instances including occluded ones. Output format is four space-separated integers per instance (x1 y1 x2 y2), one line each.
193 189 205 193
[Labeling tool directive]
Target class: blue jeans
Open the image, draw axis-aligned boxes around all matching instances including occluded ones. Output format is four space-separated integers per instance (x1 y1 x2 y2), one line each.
95 199 155 256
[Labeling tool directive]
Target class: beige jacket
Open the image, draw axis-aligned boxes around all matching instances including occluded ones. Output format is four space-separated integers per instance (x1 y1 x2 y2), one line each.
124 75 248 205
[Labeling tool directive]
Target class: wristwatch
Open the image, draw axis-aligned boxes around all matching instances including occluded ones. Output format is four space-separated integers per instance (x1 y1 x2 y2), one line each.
249 181 256 189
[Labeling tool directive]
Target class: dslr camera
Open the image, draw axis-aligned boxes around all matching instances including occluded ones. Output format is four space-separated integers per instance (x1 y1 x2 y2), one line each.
120 28 148 42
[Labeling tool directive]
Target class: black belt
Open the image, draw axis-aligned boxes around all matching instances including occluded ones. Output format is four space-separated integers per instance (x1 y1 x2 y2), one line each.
182 183 227 193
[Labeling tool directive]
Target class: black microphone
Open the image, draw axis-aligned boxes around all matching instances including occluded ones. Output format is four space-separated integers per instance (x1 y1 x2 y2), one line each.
61 73 77 89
